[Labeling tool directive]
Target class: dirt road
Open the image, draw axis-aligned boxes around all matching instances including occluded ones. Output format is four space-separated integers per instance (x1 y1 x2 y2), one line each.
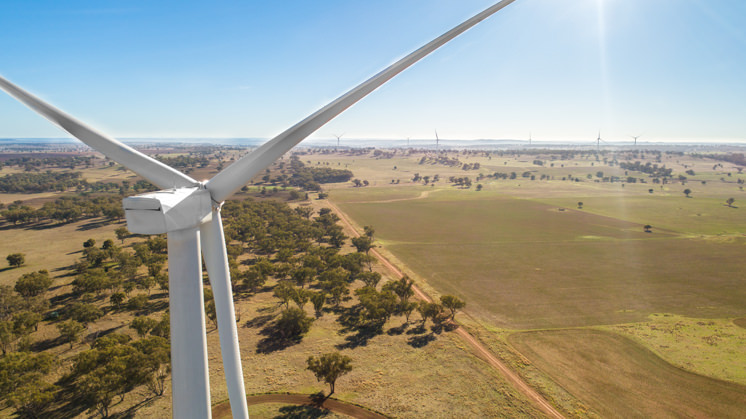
326 200 564 419
212 393 387 418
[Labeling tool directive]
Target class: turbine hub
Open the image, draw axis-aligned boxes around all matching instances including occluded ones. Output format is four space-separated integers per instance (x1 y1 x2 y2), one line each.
123 187 212 234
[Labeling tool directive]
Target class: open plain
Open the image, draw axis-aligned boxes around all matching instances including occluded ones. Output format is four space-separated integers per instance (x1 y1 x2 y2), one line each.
2 144 745 417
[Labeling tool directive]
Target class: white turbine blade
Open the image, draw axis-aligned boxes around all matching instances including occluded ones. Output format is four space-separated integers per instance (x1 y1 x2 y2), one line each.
167 227 212 419
207 0 517 202
200 212 248 419
0 75 197 189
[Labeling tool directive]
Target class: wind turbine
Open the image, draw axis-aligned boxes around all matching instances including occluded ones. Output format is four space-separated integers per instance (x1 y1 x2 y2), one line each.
333 133 344 148
435 129 440 154
631 134 642 146
0 0 517 418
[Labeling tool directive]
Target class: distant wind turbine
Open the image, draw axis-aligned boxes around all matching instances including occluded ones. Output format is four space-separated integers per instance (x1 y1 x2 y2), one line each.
0 1 518 418
631 134 642 146
333 133 344 147
435 129 440 153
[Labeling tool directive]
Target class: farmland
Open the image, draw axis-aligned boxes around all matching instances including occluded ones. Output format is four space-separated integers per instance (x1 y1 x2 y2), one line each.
2 144 745 417
0 147 544 418
321 146 746 416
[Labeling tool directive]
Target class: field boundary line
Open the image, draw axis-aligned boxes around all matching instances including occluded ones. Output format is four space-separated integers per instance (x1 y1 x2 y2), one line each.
326 199 564 419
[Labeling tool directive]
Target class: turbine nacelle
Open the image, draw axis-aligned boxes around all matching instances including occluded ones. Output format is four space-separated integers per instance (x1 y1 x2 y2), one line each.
123 186 213 234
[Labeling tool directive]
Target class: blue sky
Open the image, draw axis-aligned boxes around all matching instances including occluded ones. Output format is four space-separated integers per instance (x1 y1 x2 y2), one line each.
1 0 745 143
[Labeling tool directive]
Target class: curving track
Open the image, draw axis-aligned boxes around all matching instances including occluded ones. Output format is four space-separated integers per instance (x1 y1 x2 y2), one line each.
212 393 387 418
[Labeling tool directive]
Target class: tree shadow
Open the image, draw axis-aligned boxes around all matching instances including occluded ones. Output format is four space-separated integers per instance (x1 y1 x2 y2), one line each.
274 405 331 419
49 291 79 308
309 391 329 405
404 323 437 348
244 314 274 329
387 322 409 336
336 323 383 350
110 394 158 418
406 323 427 335
255 322 303 354
334 305 384 350
83 325 126 347
407 333 436 348
76 219 112 231
28 222 65 231
431 321 458 334
48 385 89 419
31 335 67 351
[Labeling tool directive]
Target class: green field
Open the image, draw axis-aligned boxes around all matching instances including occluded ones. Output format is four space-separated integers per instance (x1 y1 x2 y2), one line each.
334 188 746 329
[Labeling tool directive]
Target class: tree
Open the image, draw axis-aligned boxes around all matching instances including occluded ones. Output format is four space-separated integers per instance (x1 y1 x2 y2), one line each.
110 292 126 309
68 302 103 324
273 281 295 309
417 302 443 325
291 267 315 288
6 253 25 268
275 308 314 340
72 268 109 295
683 188 691 198
13 311 42 335
356 288 397 325
400 301 417 323
306 352 352 398
133 336 171 397
440 295 466 320
6 375 58 418
383 276 414 304
127 294 149 311
291 288 311 310
130 317 159 337
577 201 583 209
358 271 382 288
644 224 652 233
83 238 96 248
115 226 129 244
0 352 57 417
351 236 374 254
0 320 15 355
310 292 326 317
319 267 350 307
15 270 52 297
57 320 85 348
726 197 735 207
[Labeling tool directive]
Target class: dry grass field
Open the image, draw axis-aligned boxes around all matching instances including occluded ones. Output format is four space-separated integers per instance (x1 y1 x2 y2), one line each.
508 329 746 418
0 149 548 418
2 146 745 417
319 149 746 416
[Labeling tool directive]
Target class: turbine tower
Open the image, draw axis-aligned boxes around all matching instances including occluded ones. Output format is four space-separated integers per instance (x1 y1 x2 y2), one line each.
435 129 440 154
597 131 602 152
0 0 517 417
333 133 344 148
631 134 642 146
